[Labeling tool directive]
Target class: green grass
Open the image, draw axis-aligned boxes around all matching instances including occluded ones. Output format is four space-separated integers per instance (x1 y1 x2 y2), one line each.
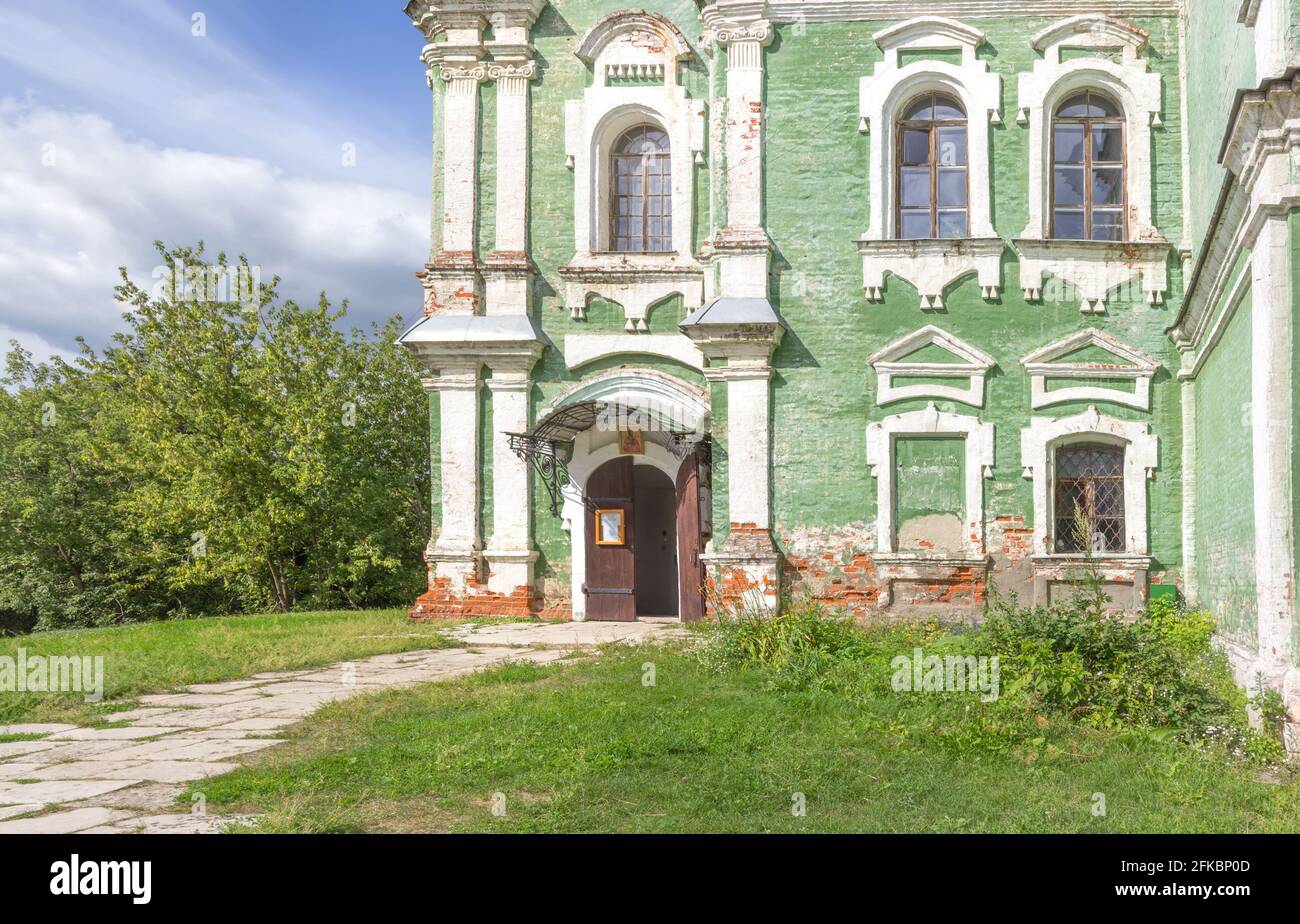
0 608 463 726
194 643 1300 833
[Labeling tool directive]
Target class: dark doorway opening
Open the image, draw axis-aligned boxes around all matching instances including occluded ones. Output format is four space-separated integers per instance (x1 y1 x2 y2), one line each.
633 465 678 616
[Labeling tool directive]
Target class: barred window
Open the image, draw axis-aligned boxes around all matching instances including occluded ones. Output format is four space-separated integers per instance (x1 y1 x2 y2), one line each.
1051 90 1125 242
897 92 969 240
610 125 671 253
1053 442 1125 553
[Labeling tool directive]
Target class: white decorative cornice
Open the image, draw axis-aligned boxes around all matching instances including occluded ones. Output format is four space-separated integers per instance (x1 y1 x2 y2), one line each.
557 257 704 329
1021 328 1160 411
1014 239 1170 313
759 1 1177 21
858 238 1004 308
436 60 538 82
1030 14 1149 57
868 325 996 408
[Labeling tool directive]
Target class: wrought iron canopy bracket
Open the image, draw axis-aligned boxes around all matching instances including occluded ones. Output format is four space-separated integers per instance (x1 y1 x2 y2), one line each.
665 431 712 464
507 432 571 517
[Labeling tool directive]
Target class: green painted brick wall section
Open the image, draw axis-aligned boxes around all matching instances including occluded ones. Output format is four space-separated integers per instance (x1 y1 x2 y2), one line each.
1184 1 1255 259
762 18 1183 572
1194 260 1256 649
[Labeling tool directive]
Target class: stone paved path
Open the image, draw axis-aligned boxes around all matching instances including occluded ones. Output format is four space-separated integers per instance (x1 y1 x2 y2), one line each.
0 619 680 834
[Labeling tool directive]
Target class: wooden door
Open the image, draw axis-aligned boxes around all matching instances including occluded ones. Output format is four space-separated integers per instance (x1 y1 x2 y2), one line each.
675 452 706 622
585 456 636 621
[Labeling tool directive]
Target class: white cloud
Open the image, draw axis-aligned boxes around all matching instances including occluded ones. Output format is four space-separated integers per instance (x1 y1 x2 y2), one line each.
0 101 428 361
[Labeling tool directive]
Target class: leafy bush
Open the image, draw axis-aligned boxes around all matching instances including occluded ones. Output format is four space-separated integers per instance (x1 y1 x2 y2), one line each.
696 577 1280 763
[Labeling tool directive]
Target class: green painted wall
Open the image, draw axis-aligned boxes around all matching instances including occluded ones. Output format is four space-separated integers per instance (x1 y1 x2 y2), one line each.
894 436 964 551
761 17 1184 572
1184 1 1255 257
1194 264 1256 649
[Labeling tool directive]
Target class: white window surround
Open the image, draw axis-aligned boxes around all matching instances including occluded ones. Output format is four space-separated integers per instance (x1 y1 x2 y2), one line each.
556 259 704 329
866 402 994 557
1021 327 1160 411
1013 15 1170 313
858 17 1003 309
562 10 705 329
1019 405 1157 557
867 324 995 408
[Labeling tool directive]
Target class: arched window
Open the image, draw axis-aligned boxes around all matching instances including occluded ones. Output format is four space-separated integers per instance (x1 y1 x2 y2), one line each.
1053 442 1125 552
1051 90 1125 241
897 92 968 240
610 125 671 253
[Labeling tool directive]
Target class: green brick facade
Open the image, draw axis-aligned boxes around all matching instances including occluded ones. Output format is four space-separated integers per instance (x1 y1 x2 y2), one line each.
399 0 1300 748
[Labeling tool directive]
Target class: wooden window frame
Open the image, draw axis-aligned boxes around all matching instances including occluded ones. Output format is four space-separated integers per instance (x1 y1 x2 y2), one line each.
1049 90 1127 242
609 125 672 254
895 92 970 240
594 508 627 546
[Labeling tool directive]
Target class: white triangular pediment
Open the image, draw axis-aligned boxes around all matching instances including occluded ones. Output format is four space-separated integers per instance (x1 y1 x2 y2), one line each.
869 325 996 371
1021 328 1158 372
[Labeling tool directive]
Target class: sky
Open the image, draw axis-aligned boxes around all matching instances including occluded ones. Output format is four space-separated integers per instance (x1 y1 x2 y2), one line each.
0 0 436 363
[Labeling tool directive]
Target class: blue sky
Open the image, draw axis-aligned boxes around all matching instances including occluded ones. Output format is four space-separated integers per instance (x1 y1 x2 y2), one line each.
0 0 437 360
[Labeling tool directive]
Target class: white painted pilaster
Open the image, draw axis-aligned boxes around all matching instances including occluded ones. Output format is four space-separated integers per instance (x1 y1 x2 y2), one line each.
717 367 773 530
493 72 531 256
702 2 774 298
426 361 483 590
484 359 540 593
1250 216 1296 677
441 69 483 256
1179 369 1198 604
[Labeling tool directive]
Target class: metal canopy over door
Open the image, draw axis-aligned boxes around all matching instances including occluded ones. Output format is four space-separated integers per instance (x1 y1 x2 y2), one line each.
675 451 706 622
585 456 636 621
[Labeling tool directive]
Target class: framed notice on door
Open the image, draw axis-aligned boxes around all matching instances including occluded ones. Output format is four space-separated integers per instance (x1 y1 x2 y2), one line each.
594 508 626 546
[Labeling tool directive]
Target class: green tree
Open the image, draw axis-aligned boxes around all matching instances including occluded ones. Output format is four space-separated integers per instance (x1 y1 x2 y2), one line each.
0 242 429 629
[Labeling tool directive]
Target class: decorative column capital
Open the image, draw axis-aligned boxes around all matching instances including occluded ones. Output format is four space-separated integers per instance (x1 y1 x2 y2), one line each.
700 1 772 49
703 19 772 49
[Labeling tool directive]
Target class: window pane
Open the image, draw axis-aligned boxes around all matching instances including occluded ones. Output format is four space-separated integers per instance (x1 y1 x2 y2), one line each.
1092 124 1123 162
900 167 931 207
902 128 931 165
1052 209 1086 240
1057 93 1092 118
904 96 934 121
938 167 967 206
1092 167 1124 206
1089 94 1120 118
932 95 964 120
1054 125 1085 163
1091 209 1124 241
1053 166 1085 206
900 210 932 239
937 126 967 166
937 210 967 239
